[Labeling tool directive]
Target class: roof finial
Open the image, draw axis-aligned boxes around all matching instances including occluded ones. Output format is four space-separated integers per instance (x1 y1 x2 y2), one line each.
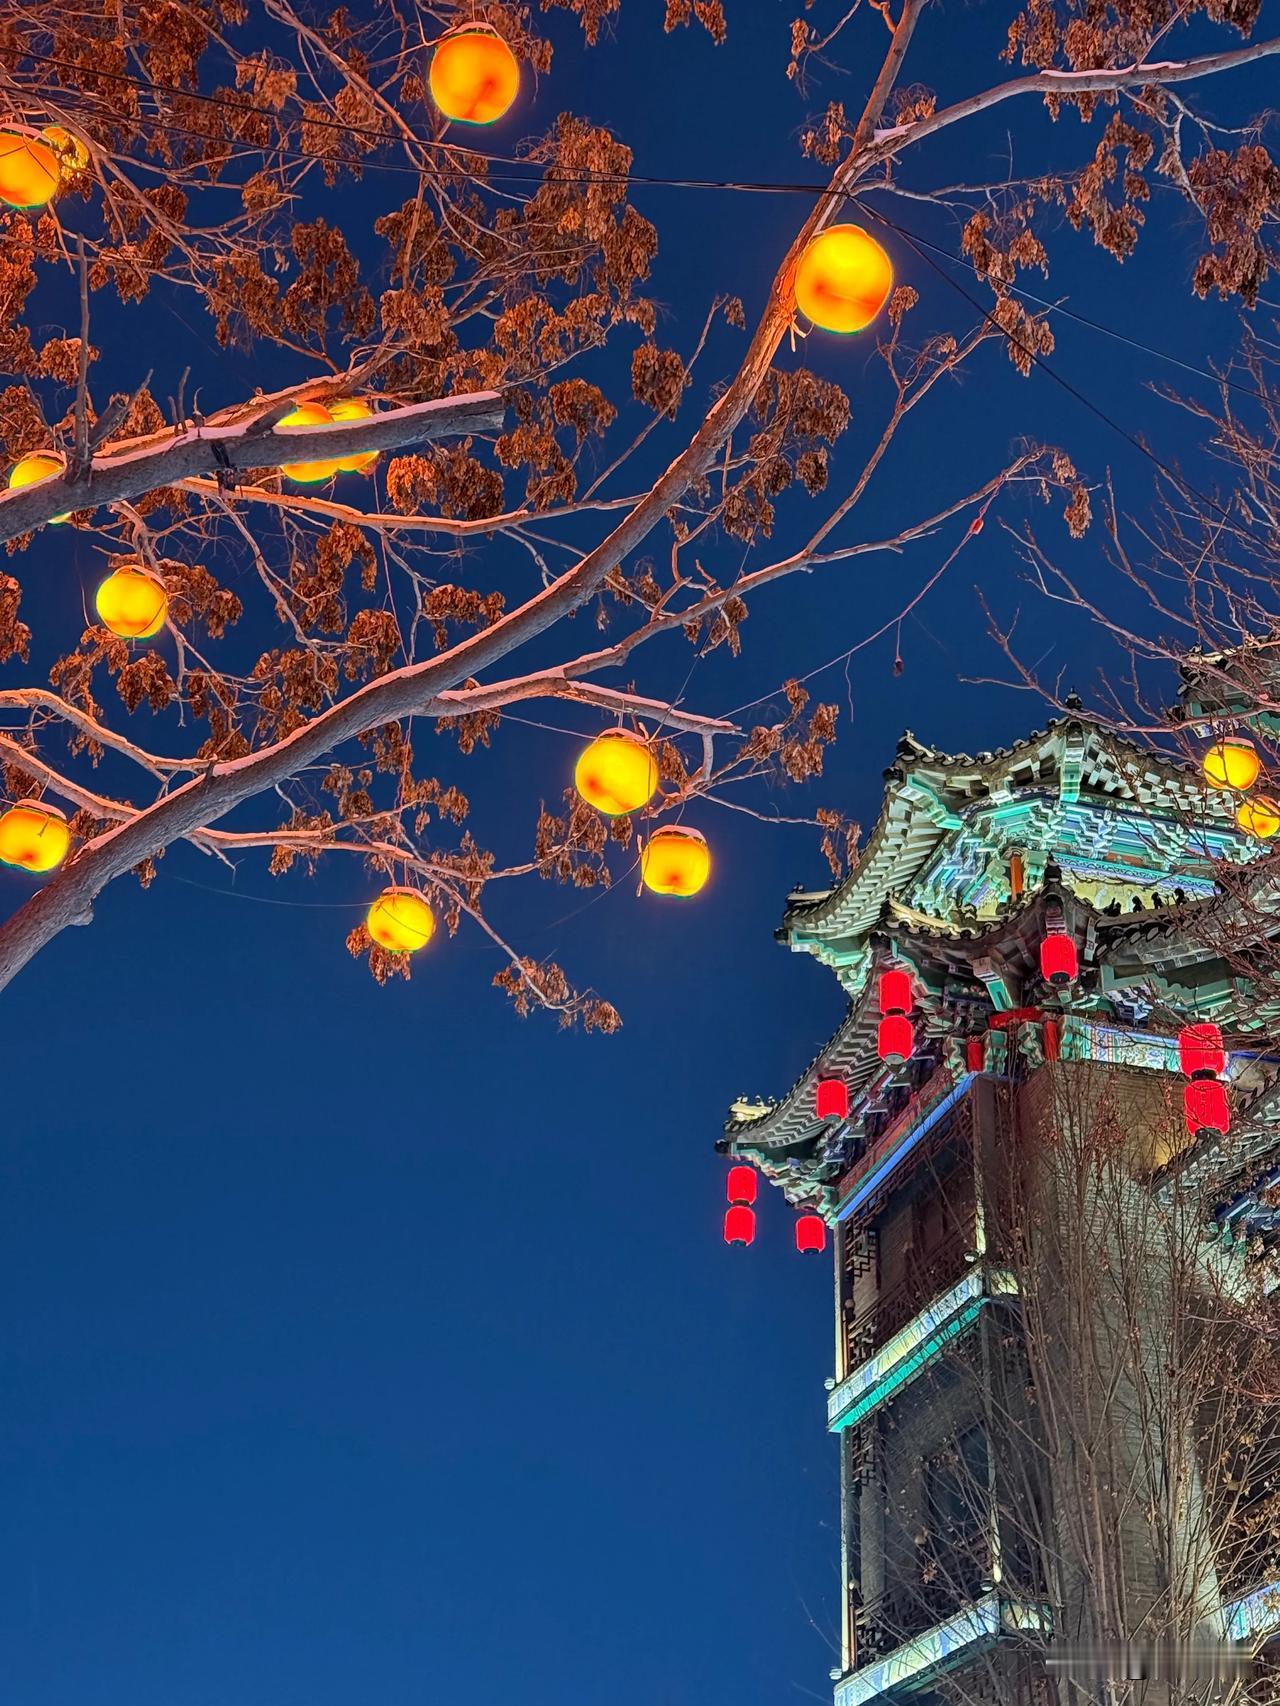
1064 689 1084 712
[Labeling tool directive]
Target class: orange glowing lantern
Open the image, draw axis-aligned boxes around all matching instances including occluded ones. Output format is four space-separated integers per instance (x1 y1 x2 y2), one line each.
328 397 379 473
1203 736 1261 792
8 450 69 522
277 401 340 483
0 131 61 208
640 826 711 897
366 885 436 954
95 566 168 639
0 800 70 872
574 729 658 817
794 224 893 334
429 29 520 125
1237 796 1280 839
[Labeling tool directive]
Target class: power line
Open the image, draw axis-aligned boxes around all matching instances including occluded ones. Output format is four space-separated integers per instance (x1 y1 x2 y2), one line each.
16 52 1267 411
852 199 1268 408
14 47 473 155
18 49 868 192
854 195 1243 529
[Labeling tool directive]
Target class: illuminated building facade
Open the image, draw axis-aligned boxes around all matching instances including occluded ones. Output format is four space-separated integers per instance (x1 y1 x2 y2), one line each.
720 714 1280 1705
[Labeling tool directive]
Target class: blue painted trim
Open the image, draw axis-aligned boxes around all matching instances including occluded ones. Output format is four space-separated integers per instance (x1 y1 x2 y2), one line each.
1219 1167 1280 1228
837 1076 975 1223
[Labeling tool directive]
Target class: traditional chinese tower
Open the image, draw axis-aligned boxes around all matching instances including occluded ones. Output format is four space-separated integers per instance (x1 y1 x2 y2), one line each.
719 713 1280 1706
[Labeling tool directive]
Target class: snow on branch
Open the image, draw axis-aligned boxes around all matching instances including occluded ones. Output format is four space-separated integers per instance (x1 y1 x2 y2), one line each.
863 37 1280 169
0 390 505 543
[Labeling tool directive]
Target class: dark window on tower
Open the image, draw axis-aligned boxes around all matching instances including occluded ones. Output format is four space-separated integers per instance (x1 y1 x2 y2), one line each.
918 1189 948 1255
925 1423 989 1546
928 1426 996 1596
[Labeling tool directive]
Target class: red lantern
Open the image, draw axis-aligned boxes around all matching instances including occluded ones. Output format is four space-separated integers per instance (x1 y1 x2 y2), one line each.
726 1165 757 1206
965 1037 986 1073
1039 933 1078 987
723 1204 756 1246
877 1013 914 1065
1183 1078 1230 1139
795 1214 827 1255
1179 1023 1226 1081
816 1076 849 1121
878 968 913 1016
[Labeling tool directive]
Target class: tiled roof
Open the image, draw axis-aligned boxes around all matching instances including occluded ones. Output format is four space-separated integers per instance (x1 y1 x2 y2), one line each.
780 718 1235 953
723 714 1269 1185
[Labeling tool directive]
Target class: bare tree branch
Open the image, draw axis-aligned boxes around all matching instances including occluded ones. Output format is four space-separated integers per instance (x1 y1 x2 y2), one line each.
0 391 505 540
860 36 1280 175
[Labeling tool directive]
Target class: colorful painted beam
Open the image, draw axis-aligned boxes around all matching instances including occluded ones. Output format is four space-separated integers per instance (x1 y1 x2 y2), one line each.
1223 1578 1280 1644
827 1267 1019 1433
833 1595 1049 1706
835 1073 974 1224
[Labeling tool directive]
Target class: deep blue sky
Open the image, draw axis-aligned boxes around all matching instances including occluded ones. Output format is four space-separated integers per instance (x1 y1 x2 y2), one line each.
1 6 1275 1704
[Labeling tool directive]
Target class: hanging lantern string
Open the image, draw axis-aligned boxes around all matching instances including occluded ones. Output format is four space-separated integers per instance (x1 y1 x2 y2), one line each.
9 48 1270 410
161 870 369 910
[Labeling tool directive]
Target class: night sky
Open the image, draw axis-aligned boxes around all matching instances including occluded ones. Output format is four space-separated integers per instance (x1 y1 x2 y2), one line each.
1 6 1274 1705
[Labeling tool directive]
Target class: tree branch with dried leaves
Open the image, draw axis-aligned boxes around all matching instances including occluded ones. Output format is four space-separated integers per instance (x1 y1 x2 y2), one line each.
0 0 1274 1017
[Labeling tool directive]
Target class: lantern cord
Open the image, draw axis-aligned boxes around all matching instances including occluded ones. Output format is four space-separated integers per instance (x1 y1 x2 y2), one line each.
536 853 641 931
157 768 656 933
162 863 612 945
160 869 365 908
499 711 596 740
721 480 1002 720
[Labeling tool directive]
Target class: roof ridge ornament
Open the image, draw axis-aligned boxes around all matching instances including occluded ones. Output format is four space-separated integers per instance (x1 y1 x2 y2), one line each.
896 730 929 761
1058 723 1086 804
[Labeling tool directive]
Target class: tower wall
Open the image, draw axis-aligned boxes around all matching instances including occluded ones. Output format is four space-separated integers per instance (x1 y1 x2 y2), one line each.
722 716 1280 1705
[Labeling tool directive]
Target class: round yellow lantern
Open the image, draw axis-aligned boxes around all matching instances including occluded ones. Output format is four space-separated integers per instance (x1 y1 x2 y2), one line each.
640 825 711 897
0 800 70 872
1237 796 1280 839
8 450 69 522
278 401 340 483
795 224 894 334
95 566 168 639
428 29 520 125
366 885 436 953
41 126 89 179
0 131 61 208
574 729 659 817
329 397 378 473
1202 736 1261 792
